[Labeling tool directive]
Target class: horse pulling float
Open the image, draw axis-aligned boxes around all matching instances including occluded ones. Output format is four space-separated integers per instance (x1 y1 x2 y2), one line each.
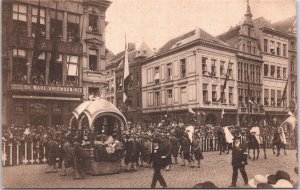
70 98 127 175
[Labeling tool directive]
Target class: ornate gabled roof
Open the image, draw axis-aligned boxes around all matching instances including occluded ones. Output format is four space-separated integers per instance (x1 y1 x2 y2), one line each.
217 17 273 48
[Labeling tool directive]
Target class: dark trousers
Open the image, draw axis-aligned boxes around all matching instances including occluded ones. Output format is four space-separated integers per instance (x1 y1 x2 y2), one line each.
151 168 167 188
231 165 248 186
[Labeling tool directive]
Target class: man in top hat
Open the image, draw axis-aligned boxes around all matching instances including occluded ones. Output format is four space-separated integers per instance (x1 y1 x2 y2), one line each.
229 134 248 188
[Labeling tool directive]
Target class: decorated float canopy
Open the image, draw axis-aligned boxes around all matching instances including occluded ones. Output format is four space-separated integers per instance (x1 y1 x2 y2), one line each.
72 97 127 130
280 115 297 130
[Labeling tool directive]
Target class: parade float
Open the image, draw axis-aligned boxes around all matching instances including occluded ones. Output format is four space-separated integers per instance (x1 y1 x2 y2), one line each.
70 97 127 175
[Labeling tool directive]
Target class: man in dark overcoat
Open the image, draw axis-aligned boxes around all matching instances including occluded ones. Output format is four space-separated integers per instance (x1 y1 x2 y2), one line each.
124 135 137 172
45 135 58 173
150 138 167 188
73 135 85 179
229 134 248 188
160 134 172 171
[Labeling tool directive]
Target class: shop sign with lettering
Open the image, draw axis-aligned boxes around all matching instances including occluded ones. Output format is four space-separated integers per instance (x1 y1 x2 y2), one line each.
11 84 83 94
30 103 46 113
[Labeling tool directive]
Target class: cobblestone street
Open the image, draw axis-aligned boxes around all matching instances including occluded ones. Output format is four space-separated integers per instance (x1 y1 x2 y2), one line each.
2 149 298 188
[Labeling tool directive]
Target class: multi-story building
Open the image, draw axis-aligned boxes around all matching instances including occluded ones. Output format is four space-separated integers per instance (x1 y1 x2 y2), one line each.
272 16 297 114
81 0 111 101
217 2 264 126
140 28 238 126
114 42 153 122
260 24 290 120
218 1 293 123
2 0 111 127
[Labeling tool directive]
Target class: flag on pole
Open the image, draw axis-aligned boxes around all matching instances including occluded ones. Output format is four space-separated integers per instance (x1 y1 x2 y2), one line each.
279 77 289 105
248 99 257 107
188 107 196 115
217 61 231 103
123 36 130 103
31 0 42 79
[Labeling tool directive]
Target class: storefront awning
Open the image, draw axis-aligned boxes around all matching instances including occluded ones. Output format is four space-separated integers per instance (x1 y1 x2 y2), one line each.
12 95 81 101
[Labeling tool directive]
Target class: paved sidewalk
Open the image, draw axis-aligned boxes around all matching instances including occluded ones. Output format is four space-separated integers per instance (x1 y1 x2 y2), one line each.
2 149 298 188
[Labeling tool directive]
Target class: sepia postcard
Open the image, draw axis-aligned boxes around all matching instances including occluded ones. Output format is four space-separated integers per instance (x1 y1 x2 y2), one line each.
2 0 298 188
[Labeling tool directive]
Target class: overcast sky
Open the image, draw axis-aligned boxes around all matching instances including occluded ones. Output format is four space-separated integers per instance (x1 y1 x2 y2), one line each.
105 0 296 54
